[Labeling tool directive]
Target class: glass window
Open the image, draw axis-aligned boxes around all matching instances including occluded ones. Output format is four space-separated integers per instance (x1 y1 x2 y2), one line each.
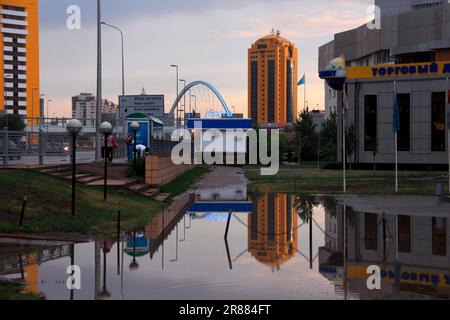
398 215 411 253
365 213 378 250
397 94 410 151
364 95 377 151
431 92 446 152
432 217 447 256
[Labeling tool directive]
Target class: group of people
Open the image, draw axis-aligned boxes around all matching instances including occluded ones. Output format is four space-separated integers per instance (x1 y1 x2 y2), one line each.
126 134 150 162
102 133 150 164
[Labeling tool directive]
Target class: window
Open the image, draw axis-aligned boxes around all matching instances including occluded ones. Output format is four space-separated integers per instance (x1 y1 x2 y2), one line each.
250 61 258 125
432 217 447 256
365 213 378 250
397 94 410 151
268 60 275 123
364 95 377 151
398 215 411 253
267 194 275 241
431 92 446 152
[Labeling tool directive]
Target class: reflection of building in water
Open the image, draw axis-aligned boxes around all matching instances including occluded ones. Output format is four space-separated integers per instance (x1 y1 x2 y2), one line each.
0 245 71 295
319 200 450 299
248 194 298 270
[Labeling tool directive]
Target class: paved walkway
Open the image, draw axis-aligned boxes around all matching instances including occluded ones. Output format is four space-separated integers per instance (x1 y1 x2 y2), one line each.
191 166 248 191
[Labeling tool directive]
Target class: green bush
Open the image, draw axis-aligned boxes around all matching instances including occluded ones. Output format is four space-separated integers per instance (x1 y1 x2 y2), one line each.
127 158 146 178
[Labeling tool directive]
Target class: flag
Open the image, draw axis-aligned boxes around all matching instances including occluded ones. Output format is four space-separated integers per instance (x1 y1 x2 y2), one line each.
392 82 400 133
298 74 305 86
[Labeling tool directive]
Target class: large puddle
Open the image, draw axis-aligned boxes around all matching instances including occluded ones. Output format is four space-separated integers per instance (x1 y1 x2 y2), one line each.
1 169 450 300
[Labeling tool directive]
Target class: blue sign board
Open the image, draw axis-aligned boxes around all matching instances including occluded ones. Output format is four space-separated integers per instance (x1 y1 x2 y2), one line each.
128 121 149 147
187 118 253 130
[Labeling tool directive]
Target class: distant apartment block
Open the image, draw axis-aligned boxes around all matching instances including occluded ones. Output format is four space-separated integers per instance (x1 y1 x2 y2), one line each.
72 93 118 126
0 0 40 118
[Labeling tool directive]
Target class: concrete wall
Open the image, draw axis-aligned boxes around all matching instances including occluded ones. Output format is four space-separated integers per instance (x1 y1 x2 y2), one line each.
145 155 195 186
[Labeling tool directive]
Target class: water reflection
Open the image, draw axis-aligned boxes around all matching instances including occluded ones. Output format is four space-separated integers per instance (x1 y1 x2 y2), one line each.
1 192 450 300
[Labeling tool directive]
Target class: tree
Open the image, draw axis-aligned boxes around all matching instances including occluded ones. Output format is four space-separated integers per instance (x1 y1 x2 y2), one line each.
320 111 337 162
345 124 357 170
295 108 318 163
0 114 26 131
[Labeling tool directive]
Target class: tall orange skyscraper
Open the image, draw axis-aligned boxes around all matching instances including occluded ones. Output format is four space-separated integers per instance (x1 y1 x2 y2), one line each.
0 0 40 118
248 30 298 127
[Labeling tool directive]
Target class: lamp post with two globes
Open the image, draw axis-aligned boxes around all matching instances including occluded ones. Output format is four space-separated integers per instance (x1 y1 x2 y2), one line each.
99 122 113 200
130 122 140 171
66 119 83 216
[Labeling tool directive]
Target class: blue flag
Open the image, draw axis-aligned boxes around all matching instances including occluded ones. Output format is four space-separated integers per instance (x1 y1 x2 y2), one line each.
298 74 305 86
392 83 400 133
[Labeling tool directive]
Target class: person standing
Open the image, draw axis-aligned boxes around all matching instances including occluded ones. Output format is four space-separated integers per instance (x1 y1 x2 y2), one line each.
126 133 134 162
106 134 115 163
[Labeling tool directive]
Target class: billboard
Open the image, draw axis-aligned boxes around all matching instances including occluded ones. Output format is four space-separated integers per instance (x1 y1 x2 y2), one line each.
120 95 164 119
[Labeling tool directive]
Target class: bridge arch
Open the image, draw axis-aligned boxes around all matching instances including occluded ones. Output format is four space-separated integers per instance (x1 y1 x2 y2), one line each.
169 80 232 117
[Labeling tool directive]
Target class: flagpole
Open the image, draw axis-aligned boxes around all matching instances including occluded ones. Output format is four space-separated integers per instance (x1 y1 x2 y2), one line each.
304 75 307 112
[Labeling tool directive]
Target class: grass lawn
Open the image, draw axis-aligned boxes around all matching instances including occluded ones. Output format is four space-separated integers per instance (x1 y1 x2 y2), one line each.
160 165 210 202
0 169 165 237
245 168 448 196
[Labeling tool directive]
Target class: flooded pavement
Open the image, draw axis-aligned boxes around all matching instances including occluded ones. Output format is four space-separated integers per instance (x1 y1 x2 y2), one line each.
1 167 450 300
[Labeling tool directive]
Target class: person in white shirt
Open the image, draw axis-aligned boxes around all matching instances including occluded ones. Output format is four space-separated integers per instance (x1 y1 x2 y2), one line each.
135 144 150 158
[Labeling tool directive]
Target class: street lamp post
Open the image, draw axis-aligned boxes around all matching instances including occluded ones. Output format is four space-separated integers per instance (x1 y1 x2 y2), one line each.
47 99 52 121
66 119 83 216
191 95 196 117
101 21 125 96
179 79 186 128
131 121 140 170
99 121 113 200
170 65 179 128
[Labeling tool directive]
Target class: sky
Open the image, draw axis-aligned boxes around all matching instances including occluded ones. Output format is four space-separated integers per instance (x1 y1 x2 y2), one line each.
39 0 374 117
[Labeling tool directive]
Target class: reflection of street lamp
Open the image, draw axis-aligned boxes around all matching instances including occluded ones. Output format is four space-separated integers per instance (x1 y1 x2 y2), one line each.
131 121 139 170
129 229 140 271
97 242 111 299
66 119 83 216
99 121 112 200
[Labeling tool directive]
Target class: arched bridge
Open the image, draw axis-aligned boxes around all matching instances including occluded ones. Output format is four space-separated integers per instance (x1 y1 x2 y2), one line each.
169 80 233 119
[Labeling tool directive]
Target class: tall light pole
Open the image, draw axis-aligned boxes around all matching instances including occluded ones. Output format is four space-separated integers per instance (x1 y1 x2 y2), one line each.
170 65 179 128
46 99 52 120
101 21 125 96
191 95 196 117
96 0 103 162
180 79 186 128
67 119 83 216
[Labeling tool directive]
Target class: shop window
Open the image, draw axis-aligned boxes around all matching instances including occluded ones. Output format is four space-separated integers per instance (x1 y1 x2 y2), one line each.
398 215 411 253
365 213 378 250
431 92 446 151
432 217 447 256
397 94 410 151
364 95 377 151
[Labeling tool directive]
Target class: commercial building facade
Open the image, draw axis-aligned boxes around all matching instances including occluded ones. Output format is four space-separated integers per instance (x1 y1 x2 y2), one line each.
319 1 450 165
248 31 298 128
0 0 39 118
